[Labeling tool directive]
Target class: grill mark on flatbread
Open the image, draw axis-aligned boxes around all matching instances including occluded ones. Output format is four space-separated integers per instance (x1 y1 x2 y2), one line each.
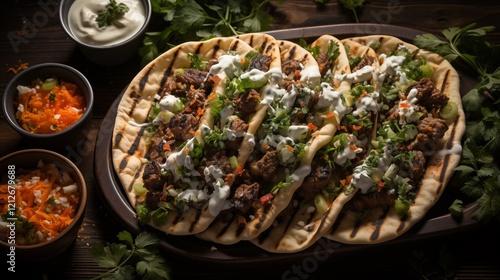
328 207 344 235
350 221 360 238
128 126 147 156
397 220 406 233
189 209 203 233
115 133 123 147
254 205 272 230
119 157 128 171
312 206 333 237
139 68 151 91
127 164 145 194
158 67 172 97
369 210 389 241
127 90 142 116
437 114 460 194
215 214 236 238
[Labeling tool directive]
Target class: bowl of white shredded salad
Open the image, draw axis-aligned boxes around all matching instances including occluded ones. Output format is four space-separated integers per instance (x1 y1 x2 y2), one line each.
0 149 87 260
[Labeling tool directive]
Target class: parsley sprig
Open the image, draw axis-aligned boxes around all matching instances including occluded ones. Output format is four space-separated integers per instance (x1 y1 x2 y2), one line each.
96 0 130 28
91 231 171 280
139 0 285 66
414 24 500 223
338 0 366 23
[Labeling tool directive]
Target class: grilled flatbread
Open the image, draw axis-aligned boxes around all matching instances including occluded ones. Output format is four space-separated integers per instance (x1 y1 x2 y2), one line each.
111 32 465 251
324 35 465 244
250 36 363 253
197 38 340 244
112 35 282 235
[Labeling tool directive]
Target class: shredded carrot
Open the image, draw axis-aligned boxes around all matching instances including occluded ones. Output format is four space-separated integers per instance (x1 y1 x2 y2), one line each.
0 161 80 245
16 79 86 134
356 90 369 102
351 124 363 131
377 180 385 191
207 92 217 102
234 163 245 176
307 123 318 131
399 102 411 109
197 107 204 116
337 125 348 132
7 62 29 74
349 144 358 151
163 142 172 151
294 70 301 80
261 142 270 151
285 144 294 153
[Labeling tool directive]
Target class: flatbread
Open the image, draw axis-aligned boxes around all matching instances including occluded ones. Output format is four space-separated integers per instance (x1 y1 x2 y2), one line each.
111 33 465 251
112 36 280 235
197 38 340 244
323 35 465 244
250 36 357 253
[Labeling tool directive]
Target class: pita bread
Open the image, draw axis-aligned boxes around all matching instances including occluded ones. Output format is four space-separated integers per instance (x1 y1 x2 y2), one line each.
324 35 465 244
112 36 281 235
250 36 357 253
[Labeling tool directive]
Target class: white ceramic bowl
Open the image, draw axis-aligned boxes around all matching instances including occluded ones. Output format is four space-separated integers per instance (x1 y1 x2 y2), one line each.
59 0 151 65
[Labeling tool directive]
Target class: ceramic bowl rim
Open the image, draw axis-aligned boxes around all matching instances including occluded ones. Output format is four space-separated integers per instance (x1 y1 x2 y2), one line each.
58 0 152 49
1 62 94 139
0 149 87 250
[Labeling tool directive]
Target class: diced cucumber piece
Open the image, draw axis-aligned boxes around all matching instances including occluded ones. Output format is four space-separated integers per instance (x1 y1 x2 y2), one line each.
439 101 458 122
41 78 58 92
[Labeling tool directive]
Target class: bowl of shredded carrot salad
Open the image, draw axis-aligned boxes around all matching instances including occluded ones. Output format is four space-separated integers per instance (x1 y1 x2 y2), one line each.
0 149 87 260
16 78 86 134
2 63 93 151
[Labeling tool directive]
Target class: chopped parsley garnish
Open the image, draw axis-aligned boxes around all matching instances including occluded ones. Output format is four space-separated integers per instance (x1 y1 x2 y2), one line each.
262 107 291 135
344 44 362 69
188 53 208 71
350 84 374 100
96 0 130 28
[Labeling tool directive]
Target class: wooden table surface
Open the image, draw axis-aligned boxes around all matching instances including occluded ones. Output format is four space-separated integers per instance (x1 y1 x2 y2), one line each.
1 0 500 279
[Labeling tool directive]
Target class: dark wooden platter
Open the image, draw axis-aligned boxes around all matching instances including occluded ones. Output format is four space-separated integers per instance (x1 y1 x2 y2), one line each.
93 24 480 269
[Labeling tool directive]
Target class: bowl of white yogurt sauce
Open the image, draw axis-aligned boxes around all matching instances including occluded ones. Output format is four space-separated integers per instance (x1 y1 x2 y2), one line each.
59 0 151 65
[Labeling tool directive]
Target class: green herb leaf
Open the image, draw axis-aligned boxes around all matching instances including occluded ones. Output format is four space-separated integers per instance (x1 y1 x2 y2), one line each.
117 230 134 247
91 243 130 269
338 0 366 23
91 231 171 280
449 199 464 219
140 0 284 66
136 258 171 280
96 0 130 28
